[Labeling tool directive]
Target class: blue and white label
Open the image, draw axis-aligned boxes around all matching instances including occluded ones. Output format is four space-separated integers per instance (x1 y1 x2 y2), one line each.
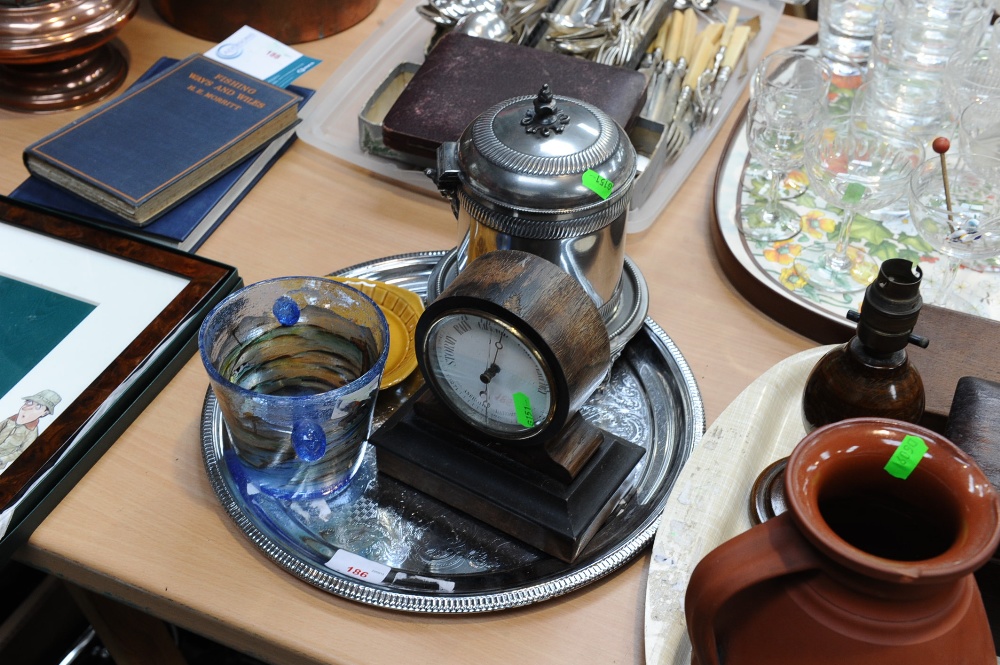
205 26 321 88
265 58 321 89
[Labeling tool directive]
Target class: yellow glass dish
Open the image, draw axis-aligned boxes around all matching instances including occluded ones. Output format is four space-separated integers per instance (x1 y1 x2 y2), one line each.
327 276 423 388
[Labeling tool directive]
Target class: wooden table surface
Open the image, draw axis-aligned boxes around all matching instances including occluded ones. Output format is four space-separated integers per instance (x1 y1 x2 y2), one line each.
0 4 817 664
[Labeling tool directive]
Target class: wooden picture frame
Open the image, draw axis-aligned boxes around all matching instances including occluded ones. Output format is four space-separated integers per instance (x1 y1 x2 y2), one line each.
0 195 241 560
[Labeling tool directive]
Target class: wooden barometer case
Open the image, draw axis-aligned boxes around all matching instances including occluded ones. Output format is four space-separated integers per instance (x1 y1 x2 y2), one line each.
371 250 645 562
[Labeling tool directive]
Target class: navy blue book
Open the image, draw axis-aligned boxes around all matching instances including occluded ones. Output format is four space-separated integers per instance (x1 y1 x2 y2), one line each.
23 54 302 225
12 59 313 251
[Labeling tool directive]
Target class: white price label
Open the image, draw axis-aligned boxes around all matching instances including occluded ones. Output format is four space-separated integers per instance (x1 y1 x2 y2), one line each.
326 550 391 584
204 25 320 88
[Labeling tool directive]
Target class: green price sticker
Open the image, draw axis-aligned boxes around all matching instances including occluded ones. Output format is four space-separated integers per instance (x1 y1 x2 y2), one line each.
512 392 535 428
583 169 614 200
842 182 867 205
884 435 928 479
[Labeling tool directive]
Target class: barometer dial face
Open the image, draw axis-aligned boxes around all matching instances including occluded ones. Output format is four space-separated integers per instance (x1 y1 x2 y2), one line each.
422 311 554 438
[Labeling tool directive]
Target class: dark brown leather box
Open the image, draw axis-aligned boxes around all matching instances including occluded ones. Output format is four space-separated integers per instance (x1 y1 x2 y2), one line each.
381 32 648 162
944 376 1000 653
945 376 1000 490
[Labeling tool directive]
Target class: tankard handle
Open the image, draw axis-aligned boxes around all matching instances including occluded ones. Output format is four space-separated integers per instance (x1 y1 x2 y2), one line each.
426 141 461 220
684 512 823 665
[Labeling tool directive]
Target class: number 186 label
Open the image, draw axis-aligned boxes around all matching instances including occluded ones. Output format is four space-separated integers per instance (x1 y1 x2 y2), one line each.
326 549 391 584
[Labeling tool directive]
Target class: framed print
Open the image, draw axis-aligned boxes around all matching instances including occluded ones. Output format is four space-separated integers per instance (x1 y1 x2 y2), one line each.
0 195 241 561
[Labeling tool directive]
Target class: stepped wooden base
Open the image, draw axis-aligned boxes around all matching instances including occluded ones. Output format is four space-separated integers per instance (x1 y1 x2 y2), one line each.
371 388 646 562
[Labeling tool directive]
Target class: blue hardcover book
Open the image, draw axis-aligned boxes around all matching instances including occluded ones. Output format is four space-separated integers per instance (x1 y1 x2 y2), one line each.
22 54 302 225
11 59 313 252
11 136 291 252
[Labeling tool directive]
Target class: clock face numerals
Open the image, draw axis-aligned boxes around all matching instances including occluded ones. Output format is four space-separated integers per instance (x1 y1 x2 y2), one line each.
424 312 553 436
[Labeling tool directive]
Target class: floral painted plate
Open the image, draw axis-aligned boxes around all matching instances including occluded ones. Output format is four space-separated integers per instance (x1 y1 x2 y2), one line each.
711 100 1000 344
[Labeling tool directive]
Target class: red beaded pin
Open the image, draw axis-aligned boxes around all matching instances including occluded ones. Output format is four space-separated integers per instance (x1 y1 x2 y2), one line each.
932 137 955 226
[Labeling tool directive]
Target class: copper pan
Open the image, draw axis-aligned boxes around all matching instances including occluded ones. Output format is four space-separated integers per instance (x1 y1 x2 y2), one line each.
151 0 380 44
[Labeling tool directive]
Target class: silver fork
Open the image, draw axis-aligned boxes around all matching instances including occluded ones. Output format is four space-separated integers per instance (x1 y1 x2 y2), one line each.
595 0 642 65
663 61 717 159
662 103 695 161
661 33 714 161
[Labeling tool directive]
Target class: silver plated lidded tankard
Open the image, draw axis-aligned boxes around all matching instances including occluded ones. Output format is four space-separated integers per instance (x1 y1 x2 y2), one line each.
428 84 638 325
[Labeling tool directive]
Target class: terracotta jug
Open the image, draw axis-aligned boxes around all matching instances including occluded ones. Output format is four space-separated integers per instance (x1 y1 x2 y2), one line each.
685 417 1000 665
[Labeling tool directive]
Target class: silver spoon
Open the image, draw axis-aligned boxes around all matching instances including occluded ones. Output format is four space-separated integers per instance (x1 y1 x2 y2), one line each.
453 10 516 41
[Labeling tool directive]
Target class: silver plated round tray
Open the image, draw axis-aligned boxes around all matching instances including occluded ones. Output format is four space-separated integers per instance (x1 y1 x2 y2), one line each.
201 250 704 613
